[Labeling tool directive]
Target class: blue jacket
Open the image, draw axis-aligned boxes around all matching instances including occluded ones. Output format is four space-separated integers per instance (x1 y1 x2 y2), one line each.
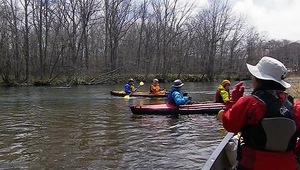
124 83 134 94
167 87 189 106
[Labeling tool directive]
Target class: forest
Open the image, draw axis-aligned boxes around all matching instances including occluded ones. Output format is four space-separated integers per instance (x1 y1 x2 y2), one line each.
0 0 300 86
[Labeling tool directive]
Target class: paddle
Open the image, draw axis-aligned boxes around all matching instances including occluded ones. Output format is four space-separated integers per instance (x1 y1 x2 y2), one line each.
124 81 144 99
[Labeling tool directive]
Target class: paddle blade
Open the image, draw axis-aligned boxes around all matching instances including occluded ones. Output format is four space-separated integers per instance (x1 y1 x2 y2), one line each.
139 81 144 86
124 95 130 99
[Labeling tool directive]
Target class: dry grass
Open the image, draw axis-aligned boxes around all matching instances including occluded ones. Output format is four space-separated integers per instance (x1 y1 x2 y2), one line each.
286 77 300 99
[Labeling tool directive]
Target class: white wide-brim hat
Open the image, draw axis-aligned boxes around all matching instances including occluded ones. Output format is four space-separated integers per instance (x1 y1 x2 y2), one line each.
246 56 291 88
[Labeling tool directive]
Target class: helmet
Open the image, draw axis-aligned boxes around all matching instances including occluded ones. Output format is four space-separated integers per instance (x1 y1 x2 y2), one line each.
128 78 134 82
153 79 159 83
172 79 184 88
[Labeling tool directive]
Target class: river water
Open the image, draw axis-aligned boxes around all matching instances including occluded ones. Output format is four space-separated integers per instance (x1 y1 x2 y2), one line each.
0 81 252 169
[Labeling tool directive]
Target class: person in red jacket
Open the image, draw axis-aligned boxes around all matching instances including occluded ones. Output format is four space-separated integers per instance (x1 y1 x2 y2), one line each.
218 56 300 170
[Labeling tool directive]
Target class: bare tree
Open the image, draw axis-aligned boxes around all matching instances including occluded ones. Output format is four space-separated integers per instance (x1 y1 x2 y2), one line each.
20 0 31 81
104 0 137 74
193 0 235 81
0 0 299 86
0 0 23 84
150 0 194 80
220 16 246 79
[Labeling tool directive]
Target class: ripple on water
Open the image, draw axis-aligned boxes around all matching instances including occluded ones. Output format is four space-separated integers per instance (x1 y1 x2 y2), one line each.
0 85 226 169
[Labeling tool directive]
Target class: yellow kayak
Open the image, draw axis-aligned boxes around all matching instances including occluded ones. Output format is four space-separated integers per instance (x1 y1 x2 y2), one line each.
110 90 168 98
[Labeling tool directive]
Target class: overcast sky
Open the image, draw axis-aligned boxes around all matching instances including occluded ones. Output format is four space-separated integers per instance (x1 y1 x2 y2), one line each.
193 0 300 42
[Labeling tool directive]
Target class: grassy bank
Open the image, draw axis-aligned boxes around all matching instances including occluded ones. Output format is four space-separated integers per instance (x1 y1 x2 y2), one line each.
0 73 246 87
286 76 300 99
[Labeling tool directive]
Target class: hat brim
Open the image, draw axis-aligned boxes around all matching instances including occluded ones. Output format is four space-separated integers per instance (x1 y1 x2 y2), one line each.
172 83 184 88
246 63 291 88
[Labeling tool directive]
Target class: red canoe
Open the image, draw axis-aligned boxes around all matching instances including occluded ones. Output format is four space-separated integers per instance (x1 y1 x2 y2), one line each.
130 103 226 115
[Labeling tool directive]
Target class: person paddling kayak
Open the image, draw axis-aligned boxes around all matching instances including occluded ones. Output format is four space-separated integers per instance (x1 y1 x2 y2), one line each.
167 79 191 106
215 79 231 103
217 56 300 170
124 78 135 94
150 78 165 94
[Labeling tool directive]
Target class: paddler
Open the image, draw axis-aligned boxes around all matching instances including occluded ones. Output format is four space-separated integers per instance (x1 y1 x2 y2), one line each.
167 79 191 106
124 78 135 94
217 56 300 170
150 78 165 94
215 79 231 103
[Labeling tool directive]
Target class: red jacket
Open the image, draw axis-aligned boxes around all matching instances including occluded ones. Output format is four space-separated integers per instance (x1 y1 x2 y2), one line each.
222 92 300 170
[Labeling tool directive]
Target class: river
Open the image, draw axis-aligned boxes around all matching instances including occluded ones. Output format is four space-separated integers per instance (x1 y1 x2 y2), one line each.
0 81 252 169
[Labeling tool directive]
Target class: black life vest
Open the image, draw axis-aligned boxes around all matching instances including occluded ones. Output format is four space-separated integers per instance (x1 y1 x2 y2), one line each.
215 89 224 103
241 90 297 152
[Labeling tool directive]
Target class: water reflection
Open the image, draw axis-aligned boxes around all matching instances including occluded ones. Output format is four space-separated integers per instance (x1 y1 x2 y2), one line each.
0 82 251 169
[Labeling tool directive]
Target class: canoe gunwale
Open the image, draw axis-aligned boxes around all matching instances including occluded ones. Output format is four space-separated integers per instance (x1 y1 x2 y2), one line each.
202 132 235 170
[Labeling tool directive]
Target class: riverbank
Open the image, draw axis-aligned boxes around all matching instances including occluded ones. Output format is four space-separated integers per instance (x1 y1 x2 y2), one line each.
0 73 248 87
286 76 300 99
